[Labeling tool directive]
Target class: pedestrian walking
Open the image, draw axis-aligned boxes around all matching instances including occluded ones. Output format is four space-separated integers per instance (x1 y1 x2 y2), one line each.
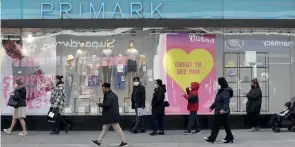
245 78 262 132
183 82 201 135
49 75 71 135
205 77 234 143
3 79 28 136
150 79 166 136
91 83 128 147
129 77 146 133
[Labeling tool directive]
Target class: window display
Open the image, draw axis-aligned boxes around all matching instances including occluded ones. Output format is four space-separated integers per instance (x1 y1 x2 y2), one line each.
1 28 295 115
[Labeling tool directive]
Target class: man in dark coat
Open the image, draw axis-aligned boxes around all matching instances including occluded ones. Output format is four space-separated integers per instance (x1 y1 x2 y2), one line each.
91 83 128 147
150 79 166 136
246 78 262 131
130 77 146 133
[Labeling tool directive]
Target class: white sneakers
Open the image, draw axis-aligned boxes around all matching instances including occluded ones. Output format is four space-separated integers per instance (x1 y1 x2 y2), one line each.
3 129 28 136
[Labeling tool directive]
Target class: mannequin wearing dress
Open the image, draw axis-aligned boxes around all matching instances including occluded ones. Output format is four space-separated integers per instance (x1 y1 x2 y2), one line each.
75 41 90 94
125 41 139 96
101 40 113 83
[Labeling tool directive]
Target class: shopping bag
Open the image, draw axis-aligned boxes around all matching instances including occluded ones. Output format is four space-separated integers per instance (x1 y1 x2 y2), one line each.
47 107 58 123
136 108 146 116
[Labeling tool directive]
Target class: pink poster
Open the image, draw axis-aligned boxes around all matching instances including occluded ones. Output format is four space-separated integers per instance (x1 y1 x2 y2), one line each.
164 33 216 114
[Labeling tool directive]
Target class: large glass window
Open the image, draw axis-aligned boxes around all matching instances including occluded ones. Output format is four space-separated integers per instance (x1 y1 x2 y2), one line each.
1 28 294 115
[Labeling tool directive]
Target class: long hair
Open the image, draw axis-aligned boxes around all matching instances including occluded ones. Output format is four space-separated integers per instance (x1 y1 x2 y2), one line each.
252 78 260 88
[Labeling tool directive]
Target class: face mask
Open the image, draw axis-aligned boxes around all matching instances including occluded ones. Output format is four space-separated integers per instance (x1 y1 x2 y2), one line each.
155 84 159 88
217 84 221 90
134 82 139 86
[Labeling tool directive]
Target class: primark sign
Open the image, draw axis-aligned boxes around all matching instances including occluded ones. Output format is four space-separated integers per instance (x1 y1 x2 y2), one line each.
41 2 164 19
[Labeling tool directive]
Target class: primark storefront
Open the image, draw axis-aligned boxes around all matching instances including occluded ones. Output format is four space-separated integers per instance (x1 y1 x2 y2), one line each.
1 0 295 130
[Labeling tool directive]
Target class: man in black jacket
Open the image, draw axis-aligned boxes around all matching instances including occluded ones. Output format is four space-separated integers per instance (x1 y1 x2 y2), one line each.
91 83 128 147
130 77 146 133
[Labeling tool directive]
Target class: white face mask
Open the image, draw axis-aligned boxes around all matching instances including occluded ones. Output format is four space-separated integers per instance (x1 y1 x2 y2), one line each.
155 84 159 88
134 82 139 86
217 84 221 90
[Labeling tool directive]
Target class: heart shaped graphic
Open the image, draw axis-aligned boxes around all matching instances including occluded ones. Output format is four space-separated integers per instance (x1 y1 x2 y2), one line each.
164 48 214 92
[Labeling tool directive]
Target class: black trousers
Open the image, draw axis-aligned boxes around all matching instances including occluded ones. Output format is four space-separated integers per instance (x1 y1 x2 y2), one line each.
53 113 69 132
152 113 164 132
247 111 260 128
209 114 233 140
187 111 200 131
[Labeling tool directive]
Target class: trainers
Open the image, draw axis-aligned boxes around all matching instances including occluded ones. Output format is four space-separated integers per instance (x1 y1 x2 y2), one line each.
3 129 11 135
119 142 128 147
18 132 28 136
158 131 165 135
183 131 192 135
91 140 101 146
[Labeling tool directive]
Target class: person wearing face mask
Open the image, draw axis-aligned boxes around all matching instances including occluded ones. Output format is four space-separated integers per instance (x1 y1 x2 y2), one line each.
129 77 146 133
49 75 71 135
245 78 262 132
183 82 201 135
150 79 166 136
205 77 234 144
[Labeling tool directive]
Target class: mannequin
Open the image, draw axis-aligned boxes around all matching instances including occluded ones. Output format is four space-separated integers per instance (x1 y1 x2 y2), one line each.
138 54 147 85
101 40 113 83
65 55 75 105
75 41 90 94
114 53 127 90
88 55 100 87
125 41 139 96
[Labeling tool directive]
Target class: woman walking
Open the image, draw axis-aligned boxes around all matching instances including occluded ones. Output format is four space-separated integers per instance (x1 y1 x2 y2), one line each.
205 77 234 143
150 79 166 136
246 78 262 131
50 75 71 135
3 79 28 136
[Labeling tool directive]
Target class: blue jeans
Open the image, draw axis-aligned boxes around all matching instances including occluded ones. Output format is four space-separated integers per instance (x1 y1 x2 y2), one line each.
187 111 200 132
152 114 164 132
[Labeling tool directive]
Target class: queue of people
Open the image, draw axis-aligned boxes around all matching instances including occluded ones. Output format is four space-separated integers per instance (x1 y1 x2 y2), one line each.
3 76 265 146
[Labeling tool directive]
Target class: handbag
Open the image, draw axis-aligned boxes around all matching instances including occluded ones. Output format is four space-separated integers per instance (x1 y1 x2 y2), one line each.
164 101 170 107
47 107 59 123
7 95 19 107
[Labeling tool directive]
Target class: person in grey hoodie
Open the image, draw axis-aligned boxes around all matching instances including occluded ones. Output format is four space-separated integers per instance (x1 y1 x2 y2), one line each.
205 77 234 144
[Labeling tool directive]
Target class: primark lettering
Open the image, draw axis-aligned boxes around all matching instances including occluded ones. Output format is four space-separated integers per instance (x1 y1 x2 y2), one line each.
41 2 163 19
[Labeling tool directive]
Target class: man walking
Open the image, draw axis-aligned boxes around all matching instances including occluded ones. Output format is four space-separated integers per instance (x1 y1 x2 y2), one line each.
91 83 128 147
130 77 146 133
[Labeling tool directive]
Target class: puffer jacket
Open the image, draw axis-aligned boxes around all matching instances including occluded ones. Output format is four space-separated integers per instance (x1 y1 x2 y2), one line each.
183 82 199 112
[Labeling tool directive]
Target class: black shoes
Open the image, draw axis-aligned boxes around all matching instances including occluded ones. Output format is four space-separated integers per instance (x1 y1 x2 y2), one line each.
139 129 146 133
204 137 215 143
193 130 202 134
129 129 145 134
119 142 128 147
91 140 101 146
183 130 192 135
150 131 165 136
222 136 234 143
158 131 165 135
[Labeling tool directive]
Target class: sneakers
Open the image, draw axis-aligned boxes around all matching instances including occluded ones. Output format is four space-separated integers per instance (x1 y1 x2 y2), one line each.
91 140 101 146
3 129 11 135
193 130 202 134
158 131 165 135
119 142 128 147
183 130 192 135
18 132 28 136
149 131 157 136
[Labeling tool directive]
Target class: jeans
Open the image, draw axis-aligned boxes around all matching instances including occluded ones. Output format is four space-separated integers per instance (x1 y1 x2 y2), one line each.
187 111 200 132
98 123 127 143
209 114 233 140
132 109 145 131
65 75 73 105
152 114 164 132
53 113 69 132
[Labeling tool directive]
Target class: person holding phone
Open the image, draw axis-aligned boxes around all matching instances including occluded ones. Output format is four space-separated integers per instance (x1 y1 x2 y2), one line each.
204 77 234 144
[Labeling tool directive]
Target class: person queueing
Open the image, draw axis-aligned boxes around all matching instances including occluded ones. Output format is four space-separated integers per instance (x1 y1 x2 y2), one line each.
205 77 234 143
245 78 262 132
183 82 201 135
50 75 71 135
150 79 166 136
91 83 128 147
129 77 146 133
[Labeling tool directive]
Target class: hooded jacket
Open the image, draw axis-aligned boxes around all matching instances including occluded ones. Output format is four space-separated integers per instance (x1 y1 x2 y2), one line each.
183 82 199 112
210 87 233 115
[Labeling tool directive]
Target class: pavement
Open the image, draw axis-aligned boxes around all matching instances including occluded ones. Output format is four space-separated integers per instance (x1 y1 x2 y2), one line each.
1 129 295 147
